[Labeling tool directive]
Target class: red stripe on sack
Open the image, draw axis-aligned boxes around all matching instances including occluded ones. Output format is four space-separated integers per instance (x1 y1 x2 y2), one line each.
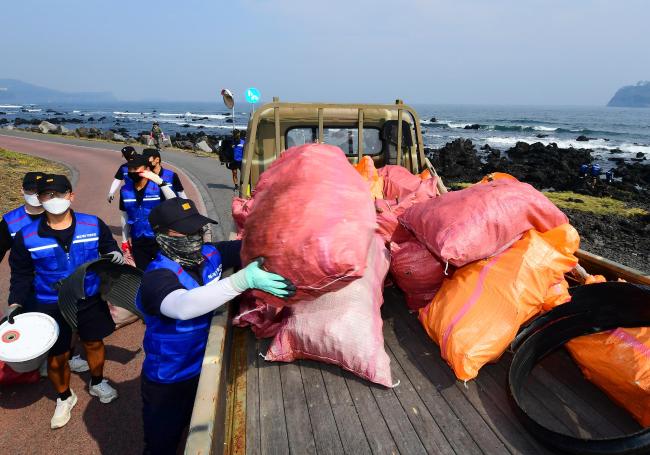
441 253 504 354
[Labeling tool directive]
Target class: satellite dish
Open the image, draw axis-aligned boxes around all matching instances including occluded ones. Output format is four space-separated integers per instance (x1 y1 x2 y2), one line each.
221 89 235 110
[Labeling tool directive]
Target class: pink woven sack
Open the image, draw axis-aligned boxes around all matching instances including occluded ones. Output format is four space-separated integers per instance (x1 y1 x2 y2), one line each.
399 179 568 267
265 236 394 387
389 240 445 311
241 144 377 306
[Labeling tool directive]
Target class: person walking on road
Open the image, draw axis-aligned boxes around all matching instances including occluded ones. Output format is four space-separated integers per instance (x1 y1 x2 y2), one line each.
150 122 164 149
120 155 178 270
0 172 45 262
137 198 295 455
142 148 187 198
7 174 124 429
107 146 138 203
227 130 245 191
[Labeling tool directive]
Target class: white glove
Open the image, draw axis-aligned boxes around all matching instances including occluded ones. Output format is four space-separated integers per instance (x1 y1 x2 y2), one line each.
103 251 125 265
107 194 114 203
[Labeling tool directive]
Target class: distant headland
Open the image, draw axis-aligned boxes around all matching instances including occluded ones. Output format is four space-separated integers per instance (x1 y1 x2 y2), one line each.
607 81 650 108
0 78 116 103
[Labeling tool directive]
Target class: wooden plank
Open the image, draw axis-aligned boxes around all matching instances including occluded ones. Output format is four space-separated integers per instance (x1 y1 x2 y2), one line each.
225 328 248 455
385 303 509 455
246 333 261 455
387 305 551 455
381 317 485 455
278 362 317 455
384 346 456 455
258 347 290 454
369 373 428 454
299 361 346 455
320 363 373 455
343 370 401 455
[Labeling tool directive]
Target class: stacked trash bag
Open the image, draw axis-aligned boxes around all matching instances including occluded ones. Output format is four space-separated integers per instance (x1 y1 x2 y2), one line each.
231 144 649 429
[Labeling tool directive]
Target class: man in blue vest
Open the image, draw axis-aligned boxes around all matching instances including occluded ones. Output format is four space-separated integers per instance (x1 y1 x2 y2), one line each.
137 198 294 454
2 171 90 375
106 145 138 203
8 174 125 429
142 148 187 198
0 172 45 262
120 154 178 270
226 129 245 191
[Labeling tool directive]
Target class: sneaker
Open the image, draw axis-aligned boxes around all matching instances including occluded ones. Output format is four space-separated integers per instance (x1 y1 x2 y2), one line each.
51 390 78 429
68 355 90 373
89 379 118 404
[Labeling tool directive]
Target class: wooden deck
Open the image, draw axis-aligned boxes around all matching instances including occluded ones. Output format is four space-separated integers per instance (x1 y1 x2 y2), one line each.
225 287 641 455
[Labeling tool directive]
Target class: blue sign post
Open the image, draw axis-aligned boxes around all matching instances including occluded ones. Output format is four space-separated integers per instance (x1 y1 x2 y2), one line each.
245 87 261 105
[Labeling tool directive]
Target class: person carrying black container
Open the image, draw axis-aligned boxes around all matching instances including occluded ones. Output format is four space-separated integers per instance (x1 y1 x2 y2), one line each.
137 198 295 455
7 174 124 429
120 154 178 270
107 146 138 203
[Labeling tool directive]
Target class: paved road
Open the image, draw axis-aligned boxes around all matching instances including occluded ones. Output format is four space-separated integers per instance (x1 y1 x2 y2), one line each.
0 132 235 455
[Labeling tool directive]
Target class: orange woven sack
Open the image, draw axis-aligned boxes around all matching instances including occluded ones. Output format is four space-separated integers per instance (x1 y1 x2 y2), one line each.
354 156 384 199
418 224 580 381
479 172 519 184
567 328 650 427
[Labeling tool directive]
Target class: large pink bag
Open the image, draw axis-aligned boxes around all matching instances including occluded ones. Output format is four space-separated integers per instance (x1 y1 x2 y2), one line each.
399 179 568 267
265 237 394 387
389 240 445 311
241 144 377 306
378 165 424 200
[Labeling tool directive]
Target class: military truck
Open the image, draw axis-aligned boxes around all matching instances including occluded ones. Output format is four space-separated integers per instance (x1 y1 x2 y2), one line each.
184 100 650 455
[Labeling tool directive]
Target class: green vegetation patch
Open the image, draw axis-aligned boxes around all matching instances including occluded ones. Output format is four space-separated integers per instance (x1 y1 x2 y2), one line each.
544 191 648 218
0 148 70 214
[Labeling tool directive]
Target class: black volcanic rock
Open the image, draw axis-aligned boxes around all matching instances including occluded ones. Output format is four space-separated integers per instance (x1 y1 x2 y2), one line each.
576 135 589 141
464 123 480 130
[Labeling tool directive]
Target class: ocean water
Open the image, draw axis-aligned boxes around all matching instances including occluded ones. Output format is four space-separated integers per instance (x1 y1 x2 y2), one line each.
1 102 649 165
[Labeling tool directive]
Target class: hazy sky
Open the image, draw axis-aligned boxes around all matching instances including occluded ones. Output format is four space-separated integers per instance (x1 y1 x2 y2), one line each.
2 0 648 105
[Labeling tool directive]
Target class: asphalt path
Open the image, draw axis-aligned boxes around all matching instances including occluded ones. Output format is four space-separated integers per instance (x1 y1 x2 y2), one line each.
0 132 236 454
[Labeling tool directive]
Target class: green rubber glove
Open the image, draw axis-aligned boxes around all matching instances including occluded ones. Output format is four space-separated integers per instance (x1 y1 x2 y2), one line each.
231 258 296 298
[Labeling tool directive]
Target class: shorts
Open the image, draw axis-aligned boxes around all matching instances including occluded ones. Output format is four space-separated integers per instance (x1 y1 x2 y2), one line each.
226 161 241 171
35 296 115 357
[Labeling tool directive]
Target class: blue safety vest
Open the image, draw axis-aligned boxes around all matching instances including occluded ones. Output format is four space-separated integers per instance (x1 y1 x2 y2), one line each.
22 213 101 305
233 139 245 162
3 206 39 239
121 179 162 239
119 163 129 179
137 245 222 383
159 168 175 187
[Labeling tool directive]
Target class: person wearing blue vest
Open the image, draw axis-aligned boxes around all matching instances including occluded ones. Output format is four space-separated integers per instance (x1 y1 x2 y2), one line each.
120 154 178 270
137 198 295 454
8 174 125 429
227 129 245 191
106 146 138 203
0 172 45 262
142 148 187 198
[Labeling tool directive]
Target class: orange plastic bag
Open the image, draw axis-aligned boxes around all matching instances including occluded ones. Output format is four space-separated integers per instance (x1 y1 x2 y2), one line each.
354 156 384 199
479 172 519 184
418 224 580 381
567 328 650 427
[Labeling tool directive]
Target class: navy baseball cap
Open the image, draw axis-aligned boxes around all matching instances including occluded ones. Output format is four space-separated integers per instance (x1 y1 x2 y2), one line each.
22 172 46 191
37 174 72 194
126 155 150 170
149 198 218 234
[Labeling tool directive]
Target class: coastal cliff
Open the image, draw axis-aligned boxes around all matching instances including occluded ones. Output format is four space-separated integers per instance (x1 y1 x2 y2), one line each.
607 81 650 108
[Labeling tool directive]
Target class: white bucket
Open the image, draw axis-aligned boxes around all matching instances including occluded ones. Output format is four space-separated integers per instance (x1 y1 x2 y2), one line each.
0 312 59 373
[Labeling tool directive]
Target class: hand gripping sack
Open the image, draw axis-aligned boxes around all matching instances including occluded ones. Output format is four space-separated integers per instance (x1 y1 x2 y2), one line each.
265 237 394 387
567 327 650 427
241 144 377 306
389 240 445 311
418 224 579 381
399 179 568 267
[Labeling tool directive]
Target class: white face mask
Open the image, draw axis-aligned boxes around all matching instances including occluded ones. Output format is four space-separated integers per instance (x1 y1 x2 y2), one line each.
23 193 41 207
42 198 71 215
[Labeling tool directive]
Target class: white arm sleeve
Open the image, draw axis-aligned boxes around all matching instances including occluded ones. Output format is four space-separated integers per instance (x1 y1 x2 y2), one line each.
159 277 242 320
177 190 188 199
160 184 177 200
108 179 121 196
121 212 130 243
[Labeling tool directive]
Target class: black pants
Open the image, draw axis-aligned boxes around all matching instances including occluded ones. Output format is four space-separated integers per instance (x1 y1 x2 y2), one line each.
141 374 199 455
132 239 159 271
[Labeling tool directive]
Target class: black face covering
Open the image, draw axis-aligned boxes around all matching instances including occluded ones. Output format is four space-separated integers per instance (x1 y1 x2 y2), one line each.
155 231 205 268
128 172 144 183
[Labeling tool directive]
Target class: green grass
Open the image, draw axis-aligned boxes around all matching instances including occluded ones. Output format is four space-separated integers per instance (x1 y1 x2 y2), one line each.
544 191 648 217
0 148 71 214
